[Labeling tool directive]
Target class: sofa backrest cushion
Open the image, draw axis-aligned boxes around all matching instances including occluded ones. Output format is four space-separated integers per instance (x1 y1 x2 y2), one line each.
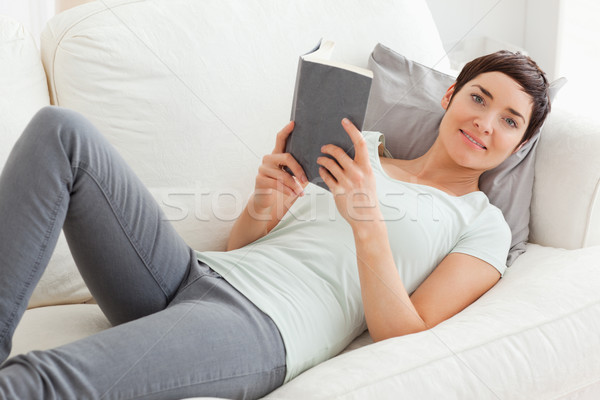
0 16 49 169
40 0 450 252
0 15 93 308
529 108 600 249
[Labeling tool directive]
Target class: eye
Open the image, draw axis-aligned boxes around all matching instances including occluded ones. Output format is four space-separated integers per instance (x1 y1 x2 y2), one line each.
471 94 484 105
504 117 517 128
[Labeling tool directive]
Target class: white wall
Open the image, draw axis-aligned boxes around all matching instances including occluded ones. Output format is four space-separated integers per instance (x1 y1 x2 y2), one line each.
425 0 600 122
0 0 55 47
425 0 561 79
551 0 600 115
424 0 526 52
524 0 562 80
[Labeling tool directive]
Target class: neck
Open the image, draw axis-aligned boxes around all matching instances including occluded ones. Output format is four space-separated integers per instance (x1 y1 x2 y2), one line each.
402 140 483 196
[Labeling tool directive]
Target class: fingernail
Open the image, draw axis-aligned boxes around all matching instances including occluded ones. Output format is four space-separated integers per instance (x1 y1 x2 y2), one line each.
342 118 349 124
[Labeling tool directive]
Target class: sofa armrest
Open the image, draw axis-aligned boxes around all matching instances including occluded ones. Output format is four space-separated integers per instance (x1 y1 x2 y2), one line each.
529 108 600 249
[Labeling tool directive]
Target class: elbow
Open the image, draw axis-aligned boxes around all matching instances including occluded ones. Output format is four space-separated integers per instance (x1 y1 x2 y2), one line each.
226 236 244 252
226 238 244 252
370 320 432 343
370 330 423 343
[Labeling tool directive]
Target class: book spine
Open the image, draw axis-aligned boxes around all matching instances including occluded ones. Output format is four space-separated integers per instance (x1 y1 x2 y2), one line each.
290 57 303 122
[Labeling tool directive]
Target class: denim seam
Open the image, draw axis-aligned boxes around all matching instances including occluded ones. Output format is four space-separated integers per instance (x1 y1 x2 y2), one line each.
105 292 286 400
99 276 245 399
98 300 203 399
177 266 226 295
72 161 170 299
0 190 66 346
176 274 204 294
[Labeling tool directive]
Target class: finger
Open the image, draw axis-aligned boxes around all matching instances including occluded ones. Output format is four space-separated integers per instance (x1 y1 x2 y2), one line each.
273 121 295 154
282 153 308 183
261 164 304 193
318 166 337 192
258 164 305 195
265 153 308 183
256 174 298 197
258 173 302 197
341 118 368 164
320 144 353 170
316 155 346 185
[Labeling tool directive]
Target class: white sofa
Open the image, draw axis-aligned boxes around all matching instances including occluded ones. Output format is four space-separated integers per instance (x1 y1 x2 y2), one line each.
2 1 600 399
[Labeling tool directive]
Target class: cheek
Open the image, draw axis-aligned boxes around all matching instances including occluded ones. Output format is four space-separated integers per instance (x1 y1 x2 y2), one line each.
493 131 524 155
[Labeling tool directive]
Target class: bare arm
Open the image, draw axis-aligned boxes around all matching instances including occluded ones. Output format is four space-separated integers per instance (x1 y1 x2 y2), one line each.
352 221 427 340
227 121 308 251
318 119 501 341
353 221 500 341
226 187 302 251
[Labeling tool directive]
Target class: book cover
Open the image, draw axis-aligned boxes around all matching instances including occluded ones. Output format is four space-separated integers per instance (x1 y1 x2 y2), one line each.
285 40 373 191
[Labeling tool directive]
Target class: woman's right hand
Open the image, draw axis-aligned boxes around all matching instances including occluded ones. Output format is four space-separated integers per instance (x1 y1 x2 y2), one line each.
253 121 308 212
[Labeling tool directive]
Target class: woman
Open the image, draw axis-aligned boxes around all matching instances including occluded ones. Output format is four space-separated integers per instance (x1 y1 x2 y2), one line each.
0 50 549 399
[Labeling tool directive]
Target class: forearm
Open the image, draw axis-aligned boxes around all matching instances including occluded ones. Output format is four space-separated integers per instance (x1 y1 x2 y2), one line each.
226 120 306 251
353 221 428 341
226 194 272 251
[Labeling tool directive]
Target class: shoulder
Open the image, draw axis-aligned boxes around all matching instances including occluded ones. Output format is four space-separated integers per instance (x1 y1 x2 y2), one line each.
453 196 511 275
362 131 394 157
463 195 510 237
480 197 510 230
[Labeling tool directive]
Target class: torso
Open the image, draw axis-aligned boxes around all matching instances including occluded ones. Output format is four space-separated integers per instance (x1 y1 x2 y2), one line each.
197 131 510 383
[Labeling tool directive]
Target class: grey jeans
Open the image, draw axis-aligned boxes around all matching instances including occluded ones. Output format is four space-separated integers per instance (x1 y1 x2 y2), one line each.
0 106 286 399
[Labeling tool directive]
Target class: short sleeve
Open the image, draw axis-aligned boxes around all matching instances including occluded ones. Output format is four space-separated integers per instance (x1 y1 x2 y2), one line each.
450 205 512 276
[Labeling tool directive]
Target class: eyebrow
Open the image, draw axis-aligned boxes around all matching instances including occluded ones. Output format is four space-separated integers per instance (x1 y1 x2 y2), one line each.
471 84 526 123
473 84 494 100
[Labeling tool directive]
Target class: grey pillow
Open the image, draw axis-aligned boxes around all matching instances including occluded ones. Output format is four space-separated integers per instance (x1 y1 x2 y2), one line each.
364 43 566 266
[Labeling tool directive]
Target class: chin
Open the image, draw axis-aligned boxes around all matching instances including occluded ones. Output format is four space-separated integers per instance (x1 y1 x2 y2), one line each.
452 154 494 172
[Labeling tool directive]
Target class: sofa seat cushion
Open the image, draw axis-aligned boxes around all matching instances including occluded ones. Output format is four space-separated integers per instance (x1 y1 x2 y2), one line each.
10 304 111 359
10 245 600 399
264 243 600 399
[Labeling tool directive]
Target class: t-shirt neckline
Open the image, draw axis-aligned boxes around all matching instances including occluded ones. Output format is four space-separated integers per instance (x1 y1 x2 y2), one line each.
367 131 486 200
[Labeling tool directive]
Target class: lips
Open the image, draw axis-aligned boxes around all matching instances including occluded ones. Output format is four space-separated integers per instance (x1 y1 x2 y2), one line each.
460 130 487 150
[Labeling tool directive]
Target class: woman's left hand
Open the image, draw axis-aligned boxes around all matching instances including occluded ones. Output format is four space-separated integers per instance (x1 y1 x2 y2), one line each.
317 118 383 230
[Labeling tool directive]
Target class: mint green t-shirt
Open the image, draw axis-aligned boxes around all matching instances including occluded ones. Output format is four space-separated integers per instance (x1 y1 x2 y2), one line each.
195 130 511 383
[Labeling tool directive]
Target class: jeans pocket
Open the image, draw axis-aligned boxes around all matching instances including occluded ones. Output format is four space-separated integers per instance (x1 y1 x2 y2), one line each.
174 260 222 298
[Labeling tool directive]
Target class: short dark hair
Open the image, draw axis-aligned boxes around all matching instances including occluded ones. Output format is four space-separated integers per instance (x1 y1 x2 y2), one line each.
451 50 550 146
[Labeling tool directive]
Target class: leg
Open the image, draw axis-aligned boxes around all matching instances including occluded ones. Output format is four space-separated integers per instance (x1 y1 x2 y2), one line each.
0 264 286 399
0 106 193 361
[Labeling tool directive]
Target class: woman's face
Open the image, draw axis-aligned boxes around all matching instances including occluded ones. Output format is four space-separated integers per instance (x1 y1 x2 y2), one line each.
438 71 533 171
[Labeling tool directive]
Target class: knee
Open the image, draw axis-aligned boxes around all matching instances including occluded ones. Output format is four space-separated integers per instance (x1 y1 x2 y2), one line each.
24 106 103 150
30 106 94 137
0 351 92 399
32 105 69 121
31 105 82 127
0 353 45 398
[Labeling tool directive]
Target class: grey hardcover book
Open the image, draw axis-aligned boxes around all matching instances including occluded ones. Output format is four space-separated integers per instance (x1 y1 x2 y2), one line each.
285 40 373 191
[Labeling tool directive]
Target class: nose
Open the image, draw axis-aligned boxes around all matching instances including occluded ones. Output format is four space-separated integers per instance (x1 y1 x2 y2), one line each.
474 112 493 135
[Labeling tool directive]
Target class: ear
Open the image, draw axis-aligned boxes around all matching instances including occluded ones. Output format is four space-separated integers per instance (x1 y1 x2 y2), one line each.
441 83 456 110
512 139 529 154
